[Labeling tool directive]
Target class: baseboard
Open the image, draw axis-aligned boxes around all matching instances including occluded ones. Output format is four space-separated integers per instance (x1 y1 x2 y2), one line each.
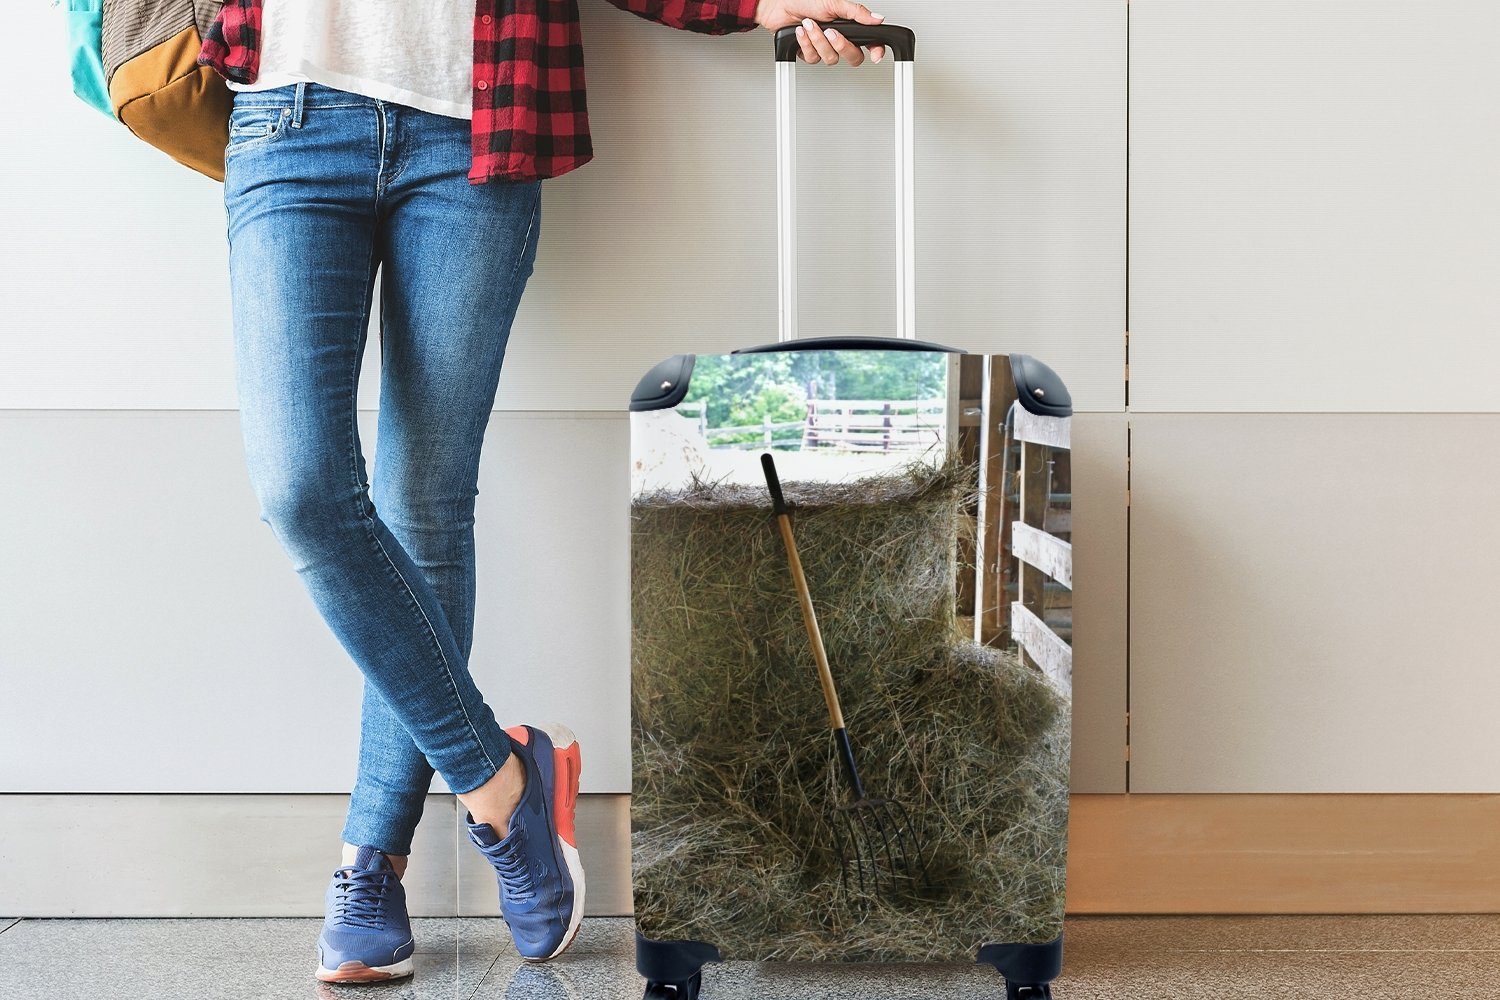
1067 793 1500 913
0 792 629 918
7 793 1498 916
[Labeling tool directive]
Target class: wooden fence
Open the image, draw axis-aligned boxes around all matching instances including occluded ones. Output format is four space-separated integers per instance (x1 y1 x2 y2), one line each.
673 402 803 450
953 355 1073 692
675 398 946 453
802 398 946 452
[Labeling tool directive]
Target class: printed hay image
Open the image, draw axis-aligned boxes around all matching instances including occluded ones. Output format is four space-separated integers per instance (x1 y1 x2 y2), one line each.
629 349 1073 964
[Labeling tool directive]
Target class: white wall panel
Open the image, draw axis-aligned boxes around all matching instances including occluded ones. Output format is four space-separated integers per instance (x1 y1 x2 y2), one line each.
1130 1 1500 412
0 411 630 793
1069 414 1129 792
0 5 234 410
466 413 631 790
2 1 1124 412
1130 413 1500 792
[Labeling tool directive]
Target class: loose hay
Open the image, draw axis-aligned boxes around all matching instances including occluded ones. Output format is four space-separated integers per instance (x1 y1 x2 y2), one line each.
630 461 1069 963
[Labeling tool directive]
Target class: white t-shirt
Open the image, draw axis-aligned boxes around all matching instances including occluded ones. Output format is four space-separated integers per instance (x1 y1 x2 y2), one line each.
229 0 475 120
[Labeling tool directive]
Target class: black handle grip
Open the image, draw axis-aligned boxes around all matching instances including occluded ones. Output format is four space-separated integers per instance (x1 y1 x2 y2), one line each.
774 20 915 62
761 453 790 515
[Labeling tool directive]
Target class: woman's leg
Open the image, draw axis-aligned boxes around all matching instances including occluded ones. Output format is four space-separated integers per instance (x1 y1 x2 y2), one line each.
225 88 514 824
343 154 542 858
348 106 580 963
227 86 577 979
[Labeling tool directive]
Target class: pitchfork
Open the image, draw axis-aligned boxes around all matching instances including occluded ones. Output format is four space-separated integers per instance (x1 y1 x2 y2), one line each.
761 453 927 906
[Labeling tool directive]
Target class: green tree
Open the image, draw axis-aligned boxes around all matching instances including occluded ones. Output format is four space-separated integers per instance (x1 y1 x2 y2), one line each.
680 350 947 445
789 350 946 400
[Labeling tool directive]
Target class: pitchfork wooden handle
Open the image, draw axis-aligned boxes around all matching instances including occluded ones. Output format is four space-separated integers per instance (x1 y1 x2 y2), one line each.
762 453 846 731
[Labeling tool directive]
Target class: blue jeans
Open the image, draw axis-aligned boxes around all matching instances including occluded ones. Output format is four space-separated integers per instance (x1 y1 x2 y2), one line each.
224 84 541 855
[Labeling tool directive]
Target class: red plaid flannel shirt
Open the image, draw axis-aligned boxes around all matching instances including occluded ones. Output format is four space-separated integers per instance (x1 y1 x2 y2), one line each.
199 0 760 183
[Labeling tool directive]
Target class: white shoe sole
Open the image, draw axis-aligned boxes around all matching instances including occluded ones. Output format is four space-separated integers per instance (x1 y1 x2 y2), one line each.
535 722 586 963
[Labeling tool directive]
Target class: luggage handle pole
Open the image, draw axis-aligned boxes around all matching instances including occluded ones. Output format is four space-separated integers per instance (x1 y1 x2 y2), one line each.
775 23 916 343
776 58 798 342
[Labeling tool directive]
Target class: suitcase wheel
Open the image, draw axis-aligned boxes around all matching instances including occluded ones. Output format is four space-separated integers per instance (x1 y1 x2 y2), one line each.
643 971 703 1000
1007 984 1053 1000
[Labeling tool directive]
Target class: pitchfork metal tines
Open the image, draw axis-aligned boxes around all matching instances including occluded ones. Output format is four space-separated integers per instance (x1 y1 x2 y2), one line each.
760 453 928 906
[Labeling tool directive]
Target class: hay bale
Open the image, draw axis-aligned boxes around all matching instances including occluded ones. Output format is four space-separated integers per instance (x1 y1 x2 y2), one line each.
630 461 1069 963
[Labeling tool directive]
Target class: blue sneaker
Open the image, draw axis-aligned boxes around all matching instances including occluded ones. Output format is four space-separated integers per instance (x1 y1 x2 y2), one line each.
315 846 416 983
466 723 585 962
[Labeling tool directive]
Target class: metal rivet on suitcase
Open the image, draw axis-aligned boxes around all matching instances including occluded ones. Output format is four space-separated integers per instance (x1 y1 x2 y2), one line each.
1033 387 1046 398
660 380 674 390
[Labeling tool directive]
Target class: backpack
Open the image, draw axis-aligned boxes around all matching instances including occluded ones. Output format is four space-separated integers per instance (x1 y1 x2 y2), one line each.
62 0 232 180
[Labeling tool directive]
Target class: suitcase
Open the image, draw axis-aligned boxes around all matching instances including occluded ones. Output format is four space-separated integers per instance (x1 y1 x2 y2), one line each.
627 21 1074 999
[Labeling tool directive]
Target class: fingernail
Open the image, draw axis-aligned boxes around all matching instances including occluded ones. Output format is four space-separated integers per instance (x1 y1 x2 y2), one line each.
796 24 805 36
871 12 884 18
826 29 840 41
803 18 817 29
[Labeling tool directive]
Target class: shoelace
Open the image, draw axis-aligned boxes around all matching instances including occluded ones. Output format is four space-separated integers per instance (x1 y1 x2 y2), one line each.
488 837 537 904
330 866 394 930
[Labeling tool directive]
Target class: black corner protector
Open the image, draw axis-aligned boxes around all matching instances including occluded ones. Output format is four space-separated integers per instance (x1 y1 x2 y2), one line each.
630 354 696 412
977 935 1064 985
734 336 964 355
636 933 722 982
1009 354 1073 418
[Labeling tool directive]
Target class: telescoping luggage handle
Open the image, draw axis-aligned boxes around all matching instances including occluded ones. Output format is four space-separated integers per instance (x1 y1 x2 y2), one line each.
774 20 917 344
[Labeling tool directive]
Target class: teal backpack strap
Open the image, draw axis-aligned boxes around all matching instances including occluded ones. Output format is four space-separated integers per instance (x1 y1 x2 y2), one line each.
62 0 114 119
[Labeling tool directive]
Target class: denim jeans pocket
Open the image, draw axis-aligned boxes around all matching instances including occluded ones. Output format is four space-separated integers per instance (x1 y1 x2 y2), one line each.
227 106 291 155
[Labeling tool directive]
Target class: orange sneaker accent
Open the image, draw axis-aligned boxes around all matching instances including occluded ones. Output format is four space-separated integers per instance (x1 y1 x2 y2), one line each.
315 962 397 983
553 741 581 848
505 725 531 747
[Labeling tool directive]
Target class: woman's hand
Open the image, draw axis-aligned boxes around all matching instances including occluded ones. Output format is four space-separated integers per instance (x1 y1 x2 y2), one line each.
754 0 888 66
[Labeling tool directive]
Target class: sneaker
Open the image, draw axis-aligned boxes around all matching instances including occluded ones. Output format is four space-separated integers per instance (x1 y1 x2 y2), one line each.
466 723 585 962
314 846 416 983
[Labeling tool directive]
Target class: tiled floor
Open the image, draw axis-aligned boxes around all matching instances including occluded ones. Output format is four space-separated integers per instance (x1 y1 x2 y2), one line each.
0 915 1496 999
